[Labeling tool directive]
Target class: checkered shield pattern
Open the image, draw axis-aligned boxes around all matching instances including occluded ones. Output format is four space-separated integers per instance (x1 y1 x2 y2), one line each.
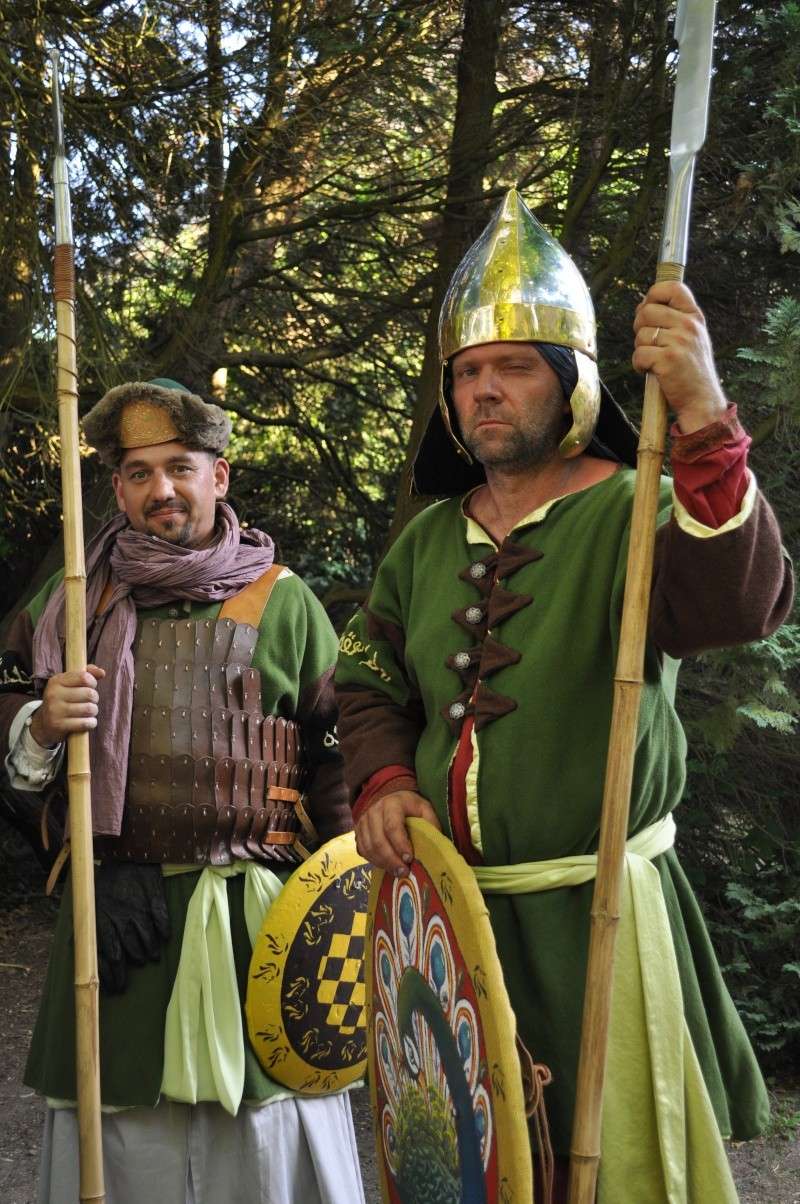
316 911 368 1036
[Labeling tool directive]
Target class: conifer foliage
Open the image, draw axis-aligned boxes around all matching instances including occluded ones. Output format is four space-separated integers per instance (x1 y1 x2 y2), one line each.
0 0 798 1063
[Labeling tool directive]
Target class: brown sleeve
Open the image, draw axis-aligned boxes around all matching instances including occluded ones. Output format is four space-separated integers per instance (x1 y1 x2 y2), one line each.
334 681 425 807
296 667 352 841
0 609 39 762
649 490 794 658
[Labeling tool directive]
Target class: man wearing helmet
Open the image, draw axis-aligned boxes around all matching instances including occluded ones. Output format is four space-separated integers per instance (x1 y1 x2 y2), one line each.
334 191 793 1200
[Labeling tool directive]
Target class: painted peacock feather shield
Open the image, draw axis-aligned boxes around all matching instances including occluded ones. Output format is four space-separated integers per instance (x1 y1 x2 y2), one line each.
367 819 533 1203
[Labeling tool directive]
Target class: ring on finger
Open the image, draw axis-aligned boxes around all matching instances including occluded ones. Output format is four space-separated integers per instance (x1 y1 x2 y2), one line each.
652 326 662 346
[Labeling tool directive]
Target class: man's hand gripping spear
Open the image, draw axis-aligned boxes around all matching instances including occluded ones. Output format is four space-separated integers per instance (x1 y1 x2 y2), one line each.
50 50 106 1204
568 4 718 1202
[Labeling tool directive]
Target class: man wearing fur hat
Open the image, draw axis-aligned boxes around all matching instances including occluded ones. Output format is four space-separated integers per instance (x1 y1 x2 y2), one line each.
0 379 365 1203
334 192 793 1201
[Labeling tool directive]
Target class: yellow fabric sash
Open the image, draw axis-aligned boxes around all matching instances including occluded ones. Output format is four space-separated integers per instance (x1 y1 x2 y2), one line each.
474 816 739 1204
160 862 284 1116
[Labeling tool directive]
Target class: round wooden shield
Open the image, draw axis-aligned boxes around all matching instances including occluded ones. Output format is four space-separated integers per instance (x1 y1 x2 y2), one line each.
367 818 532 1203
246 832 371 1093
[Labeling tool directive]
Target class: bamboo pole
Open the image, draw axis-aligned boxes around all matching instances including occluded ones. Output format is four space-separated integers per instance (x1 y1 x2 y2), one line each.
567 6 717 1194
566 261 684 1204
50 51 106 1204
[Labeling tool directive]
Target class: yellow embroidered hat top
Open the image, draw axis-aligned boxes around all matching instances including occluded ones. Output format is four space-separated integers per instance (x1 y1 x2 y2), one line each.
119 400 180 449
83 377 232 468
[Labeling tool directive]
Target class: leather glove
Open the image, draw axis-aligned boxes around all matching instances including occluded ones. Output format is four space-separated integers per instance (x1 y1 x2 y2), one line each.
94 862 171 994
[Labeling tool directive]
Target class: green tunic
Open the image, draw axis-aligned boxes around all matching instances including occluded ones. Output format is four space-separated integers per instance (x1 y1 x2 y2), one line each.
16 571 349 1107
335 470 770 1155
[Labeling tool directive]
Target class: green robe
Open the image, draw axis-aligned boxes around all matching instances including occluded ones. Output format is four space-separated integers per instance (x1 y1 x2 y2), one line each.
12 571 349 1107
335 470 773 1155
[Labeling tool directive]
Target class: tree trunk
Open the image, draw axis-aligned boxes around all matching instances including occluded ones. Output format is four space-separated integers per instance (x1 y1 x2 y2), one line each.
385 0 503 546
560 0 636 264
589 0 670 301
206 0 225 254
0 7 44 415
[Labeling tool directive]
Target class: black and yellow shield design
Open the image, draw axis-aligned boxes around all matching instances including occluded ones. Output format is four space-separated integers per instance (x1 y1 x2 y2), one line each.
246 831 371 1093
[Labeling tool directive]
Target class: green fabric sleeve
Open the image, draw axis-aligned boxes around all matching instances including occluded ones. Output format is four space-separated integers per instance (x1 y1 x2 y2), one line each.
252 571 350 837
25 570 66 627
335 513 433 799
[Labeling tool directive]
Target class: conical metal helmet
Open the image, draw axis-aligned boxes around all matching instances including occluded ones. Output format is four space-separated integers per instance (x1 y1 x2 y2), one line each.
437 187 600 460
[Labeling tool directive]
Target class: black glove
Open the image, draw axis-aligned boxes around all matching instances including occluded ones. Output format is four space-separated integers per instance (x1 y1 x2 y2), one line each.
94 862 171 994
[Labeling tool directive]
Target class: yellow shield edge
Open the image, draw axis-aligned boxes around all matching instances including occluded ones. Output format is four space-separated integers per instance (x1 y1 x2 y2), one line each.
366 817 534 1202
246 831 370 1094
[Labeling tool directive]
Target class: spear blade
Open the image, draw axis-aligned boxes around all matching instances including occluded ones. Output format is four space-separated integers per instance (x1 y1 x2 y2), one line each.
50 50 73 247
660 0 717 265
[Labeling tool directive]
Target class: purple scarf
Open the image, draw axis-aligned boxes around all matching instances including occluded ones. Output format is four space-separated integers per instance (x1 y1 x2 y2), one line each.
32 502 275 835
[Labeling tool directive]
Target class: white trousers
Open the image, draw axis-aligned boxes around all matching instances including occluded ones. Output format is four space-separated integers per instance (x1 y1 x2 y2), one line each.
38 1094 366 1204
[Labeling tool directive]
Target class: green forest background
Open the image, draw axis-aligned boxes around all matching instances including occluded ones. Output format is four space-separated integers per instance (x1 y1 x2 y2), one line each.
1 0 798 1071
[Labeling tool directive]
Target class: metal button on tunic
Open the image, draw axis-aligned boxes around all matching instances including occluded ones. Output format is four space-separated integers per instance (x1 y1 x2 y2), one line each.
454 652 472 669
465 606 483 624
469 562 488 579
448 702 467 720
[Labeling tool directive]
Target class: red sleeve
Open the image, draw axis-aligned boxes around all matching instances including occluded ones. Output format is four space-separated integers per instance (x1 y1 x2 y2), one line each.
351 764 419 823
670 404 750 529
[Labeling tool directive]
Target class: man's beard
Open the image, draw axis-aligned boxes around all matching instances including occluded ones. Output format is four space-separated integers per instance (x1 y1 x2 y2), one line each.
144 504 194 546
461 391 567 471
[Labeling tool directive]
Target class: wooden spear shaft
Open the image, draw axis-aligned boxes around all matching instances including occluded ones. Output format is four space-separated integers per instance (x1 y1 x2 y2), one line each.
50 50 106 1204
567 261 683 1204
567 7 716 1195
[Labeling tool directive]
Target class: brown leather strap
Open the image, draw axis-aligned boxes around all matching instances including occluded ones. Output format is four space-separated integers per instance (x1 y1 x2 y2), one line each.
45 840 71 897
219 564 285 626
292 837 311 861
40 799 51 852
266 785 301 803
517 1033 554 1204
293 797 319 843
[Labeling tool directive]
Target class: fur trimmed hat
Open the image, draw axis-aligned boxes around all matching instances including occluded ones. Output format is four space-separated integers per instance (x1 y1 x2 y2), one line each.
83 378 232 468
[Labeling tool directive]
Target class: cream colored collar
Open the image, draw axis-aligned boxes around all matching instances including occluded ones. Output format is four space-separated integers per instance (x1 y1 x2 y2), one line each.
461 485 578 549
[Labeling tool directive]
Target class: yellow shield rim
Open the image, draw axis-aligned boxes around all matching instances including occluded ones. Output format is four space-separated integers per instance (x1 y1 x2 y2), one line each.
367 818 533 1202
246 831 371 1094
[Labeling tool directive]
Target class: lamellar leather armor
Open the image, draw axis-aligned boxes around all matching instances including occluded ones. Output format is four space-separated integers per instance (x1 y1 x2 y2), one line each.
103 613 315 866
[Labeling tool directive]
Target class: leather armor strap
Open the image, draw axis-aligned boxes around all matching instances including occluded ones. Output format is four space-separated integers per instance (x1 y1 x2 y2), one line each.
94 564 286 624
266 785 300 803
98 563 312 868
219 564 285 626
